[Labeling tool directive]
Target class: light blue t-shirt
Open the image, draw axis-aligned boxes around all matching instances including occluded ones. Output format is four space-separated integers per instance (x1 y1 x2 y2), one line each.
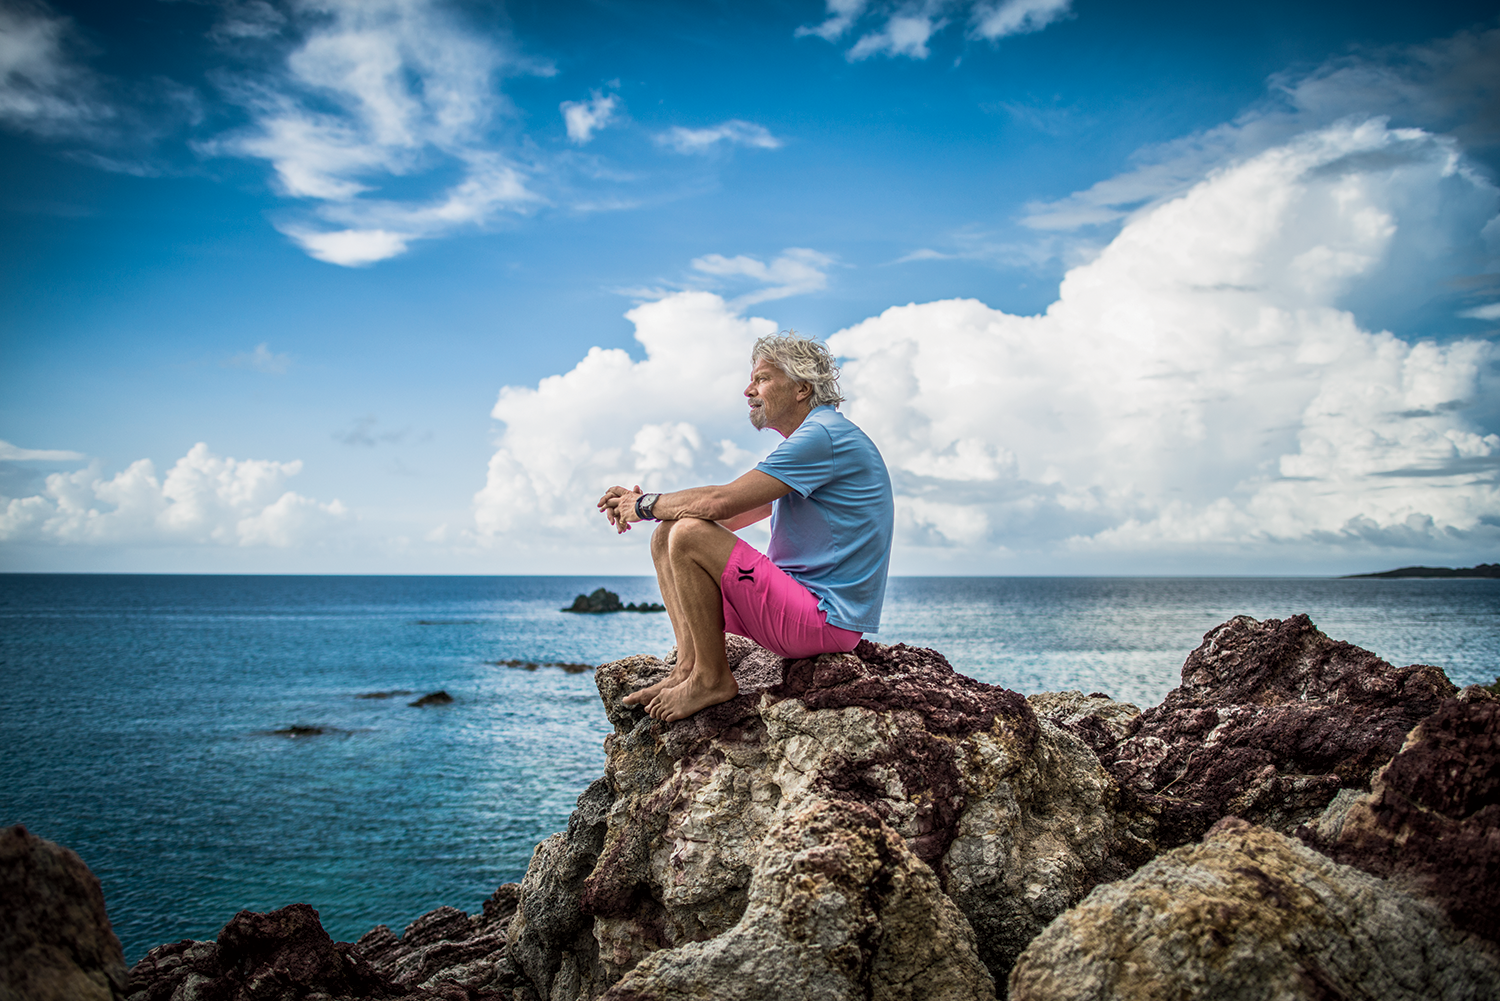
755 406 894 633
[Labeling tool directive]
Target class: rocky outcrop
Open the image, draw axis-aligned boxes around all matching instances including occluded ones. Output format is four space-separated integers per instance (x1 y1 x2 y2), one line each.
0 824 128 1001
127 897 531 1001
1009 817 1500 1001
45 612 1500 1001
507 636 1149 998
1100 614 1456 848
1305 686 1500 943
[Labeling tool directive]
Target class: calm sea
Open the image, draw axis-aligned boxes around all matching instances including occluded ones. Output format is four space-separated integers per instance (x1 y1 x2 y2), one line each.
2 573 1496 961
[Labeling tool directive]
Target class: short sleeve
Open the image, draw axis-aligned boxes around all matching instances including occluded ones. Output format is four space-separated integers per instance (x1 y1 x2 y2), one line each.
756 421 835 498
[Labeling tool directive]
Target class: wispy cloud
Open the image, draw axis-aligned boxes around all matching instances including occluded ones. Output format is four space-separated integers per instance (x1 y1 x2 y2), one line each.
334 416 410 447
225 343 291 374
1462 303 1500 320
0 1 111 138
0 439 85 462
798 0 1073 61
691 248 836 307
656 119 782 154
561 88 619 144
203 0 548 266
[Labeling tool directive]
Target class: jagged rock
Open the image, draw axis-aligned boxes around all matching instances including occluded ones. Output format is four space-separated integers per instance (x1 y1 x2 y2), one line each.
0 824 128 1001
1009 817 1500 1001
1026 691 1140 756
1305 686 1500 943
602 797 995 1001
1099 614 1455 848
126 903 395 1001
356 885 525 994
508 636 1147 998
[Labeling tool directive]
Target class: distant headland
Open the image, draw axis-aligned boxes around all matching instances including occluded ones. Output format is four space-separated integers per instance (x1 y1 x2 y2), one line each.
1342 563 1500 579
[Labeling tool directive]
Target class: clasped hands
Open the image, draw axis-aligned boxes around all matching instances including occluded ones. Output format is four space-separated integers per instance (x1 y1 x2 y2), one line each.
598 484 645 535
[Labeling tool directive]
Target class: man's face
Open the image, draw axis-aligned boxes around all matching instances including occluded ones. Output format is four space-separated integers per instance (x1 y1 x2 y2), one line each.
745 358 808 433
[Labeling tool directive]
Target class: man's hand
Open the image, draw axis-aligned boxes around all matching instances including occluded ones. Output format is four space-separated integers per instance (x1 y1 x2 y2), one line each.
597 484 645 534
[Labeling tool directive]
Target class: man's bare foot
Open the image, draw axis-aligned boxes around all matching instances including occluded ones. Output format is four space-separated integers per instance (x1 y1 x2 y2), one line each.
646 671 739 722
622 665 690 706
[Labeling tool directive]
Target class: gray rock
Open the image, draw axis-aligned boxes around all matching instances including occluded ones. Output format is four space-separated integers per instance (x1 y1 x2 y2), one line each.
603 797 995 1001
0 824 128 1001
509 637 1146 997
1009 817 1500 1001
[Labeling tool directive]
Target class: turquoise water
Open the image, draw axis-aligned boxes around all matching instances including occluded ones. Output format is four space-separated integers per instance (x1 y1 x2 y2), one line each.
2 573 1495 961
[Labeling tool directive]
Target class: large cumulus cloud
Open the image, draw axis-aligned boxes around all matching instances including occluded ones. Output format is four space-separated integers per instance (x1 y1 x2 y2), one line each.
0 443 349 548
476 118 1499 571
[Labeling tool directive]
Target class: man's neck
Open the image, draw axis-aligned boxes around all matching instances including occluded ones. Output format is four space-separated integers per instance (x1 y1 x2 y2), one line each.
773 402 816 438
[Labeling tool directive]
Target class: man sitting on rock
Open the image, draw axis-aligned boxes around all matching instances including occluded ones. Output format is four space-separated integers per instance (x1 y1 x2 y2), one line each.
597 332 894 722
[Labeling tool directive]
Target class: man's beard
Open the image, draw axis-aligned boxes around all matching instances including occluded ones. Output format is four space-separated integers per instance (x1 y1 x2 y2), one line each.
748 406 767 430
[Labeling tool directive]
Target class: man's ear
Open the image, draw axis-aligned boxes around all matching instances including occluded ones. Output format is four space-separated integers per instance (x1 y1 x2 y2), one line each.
796 382 813 402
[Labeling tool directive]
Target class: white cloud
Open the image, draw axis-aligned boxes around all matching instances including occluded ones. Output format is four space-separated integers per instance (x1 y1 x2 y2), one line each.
801 0 1071 61
0 440 85 462
225 342 292 373
205 0 543 265
0 1 110 136
561 89 618 144
690 248 835 306
0 443 348 547
473 292 781 546
970 0 1072 41
1461 303 1500 320
848 14 941 61
475 117 1499 569
795 0 869 41
827 119 1499 558
656 119 782 154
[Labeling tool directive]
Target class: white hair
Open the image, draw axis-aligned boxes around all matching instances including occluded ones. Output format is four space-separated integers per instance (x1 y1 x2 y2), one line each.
751 331 843 408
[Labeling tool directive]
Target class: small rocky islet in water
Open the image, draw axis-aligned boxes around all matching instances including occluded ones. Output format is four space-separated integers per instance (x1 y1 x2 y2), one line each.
561 587 665 614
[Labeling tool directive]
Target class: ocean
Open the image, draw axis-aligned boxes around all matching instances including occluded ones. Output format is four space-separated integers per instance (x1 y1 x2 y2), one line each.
2 573 1496 962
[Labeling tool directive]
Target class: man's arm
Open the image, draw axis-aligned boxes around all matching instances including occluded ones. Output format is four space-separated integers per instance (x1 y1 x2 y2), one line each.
599 470 791 533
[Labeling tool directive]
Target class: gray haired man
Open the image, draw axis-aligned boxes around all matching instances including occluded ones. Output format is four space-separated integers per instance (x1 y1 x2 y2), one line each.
598 332 894 721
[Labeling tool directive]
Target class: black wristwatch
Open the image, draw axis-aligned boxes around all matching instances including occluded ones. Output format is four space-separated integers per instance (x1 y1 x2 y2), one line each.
635 493 662 521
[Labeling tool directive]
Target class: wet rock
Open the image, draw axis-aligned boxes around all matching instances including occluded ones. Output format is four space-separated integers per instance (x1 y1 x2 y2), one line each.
1306 687 1500 943
358 690 416 700
0 824 128 1001
509 635 1144 997
410 691 455 707
1009 817 1500 1001
1099 614 1455 848
603 797 995 1001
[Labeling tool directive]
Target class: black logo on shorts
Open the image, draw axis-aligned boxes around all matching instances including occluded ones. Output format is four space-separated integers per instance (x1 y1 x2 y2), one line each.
736 565 755 583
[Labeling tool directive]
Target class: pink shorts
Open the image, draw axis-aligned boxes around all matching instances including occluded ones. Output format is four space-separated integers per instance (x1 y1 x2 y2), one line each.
720 538 862 659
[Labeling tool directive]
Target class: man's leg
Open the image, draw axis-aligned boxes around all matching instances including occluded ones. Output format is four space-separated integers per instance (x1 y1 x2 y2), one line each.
645 518 740 722
622 521 697 706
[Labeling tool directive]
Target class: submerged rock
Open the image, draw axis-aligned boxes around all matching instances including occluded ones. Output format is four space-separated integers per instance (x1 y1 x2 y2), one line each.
1009 817 1500 1001
409 691 454 707
0 824 128 1001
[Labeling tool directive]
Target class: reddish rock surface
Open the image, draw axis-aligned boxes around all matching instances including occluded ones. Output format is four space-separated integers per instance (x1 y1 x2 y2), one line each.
1309 689 1500 943
0 824 128 1001
1100 614 1456 847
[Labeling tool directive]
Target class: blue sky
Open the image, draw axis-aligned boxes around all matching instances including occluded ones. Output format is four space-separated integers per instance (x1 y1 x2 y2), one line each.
2 0 1498 575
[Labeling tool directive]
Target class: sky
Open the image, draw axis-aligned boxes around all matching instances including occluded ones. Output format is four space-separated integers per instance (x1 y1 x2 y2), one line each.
1 0 1498 577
